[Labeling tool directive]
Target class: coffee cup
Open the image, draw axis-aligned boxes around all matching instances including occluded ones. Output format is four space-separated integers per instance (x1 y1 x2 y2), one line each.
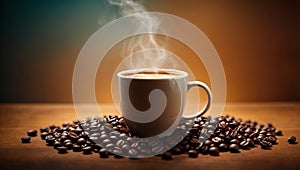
118 68 212 137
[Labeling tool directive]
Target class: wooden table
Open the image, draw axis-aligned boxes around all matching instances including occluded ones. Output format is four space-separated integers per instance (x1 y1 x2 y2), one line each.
0 103 299 170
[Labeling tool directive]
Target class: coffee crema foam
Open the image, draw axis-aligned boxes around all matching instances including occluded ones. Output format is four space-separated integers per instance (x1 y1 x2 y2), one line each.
125 71 183 79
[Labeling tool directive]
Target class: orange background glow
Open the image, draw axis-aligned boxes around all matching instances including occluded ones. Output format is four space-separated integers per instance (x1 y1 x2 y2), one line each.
0 0 299 103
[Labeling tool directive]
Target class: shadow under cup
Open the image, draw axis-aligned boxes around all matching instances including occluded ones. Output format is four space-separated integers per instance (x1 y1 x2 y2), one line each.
118 69 191 138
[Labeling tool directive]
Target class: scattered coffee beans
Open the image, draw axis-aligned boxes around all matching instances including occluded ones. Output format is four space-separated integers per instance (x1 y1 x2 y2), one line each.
21 136 31 143
21 114 287 160
27 130 37 137
288 136 296 144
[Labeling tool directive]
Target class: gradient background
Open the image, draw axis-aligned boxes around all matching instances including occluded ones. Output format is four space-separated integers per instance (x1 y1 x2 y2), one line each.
0 0 299 103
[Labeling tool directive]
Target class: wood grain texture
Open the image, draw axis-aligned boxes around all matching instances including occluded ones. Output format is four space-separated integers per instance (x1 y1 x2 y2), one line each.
0 103 299 170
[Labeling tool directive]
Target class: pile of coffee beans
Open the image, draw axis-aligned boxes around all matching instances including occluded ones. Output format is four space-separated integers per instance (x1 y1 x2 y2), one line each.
21 114 295 160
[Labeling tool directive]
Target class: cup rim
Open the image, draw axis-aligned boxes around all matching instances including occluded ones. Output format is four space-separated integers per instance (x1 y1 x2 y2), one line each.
117 68 188 80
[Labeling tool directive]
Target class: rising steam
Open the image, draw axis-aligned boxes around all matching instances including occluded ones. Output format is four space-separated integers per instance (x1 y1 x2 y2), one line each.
107 0 170 69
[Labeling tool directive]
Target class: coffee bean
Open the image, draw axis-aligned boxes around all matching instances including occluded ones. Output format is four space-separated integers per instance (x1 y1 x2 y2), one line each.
219 143 228 152
77 138 86 145
74 128 83 135
62 122 69 127
73 120 80 124
190 138 199 145
54 132 62 138
116 139 126 147
45 135 55 145
200 145 209 155
99 148 109 158
188 150 198 158
72 144 81 152
69 133 79 142
106 143 115 149
266 136 277 144
59 135 68 143
49 125 56 130
63 139 72 145
129 148 139 157
247 138 255 147
40 132 49 140
245 128 253 134
40 127 49 133
53 141 62 149
259 130 267 134
249 132 258 138
230 139 240 144
209 147 220 156
240 140 250 149
229 144 239 153
218 121 227 129
113 149 123 158
102 139 111 146
121 144 130 151
190 128 198 134
259 138 272 149
210 143 217 148
288 136 296 144
258 134 265 140
266 132 275 136
110 135 118 142
229 121 238 128
57 146 68 154
229 130 238 139
82 146 93 154
93 144 102 150
61 129 68 134
21 136 31 143
65 142 73 150
204 140 212 146
275 130 283 136
161 151 172 160
119 133 128 139
27 130 37 137
183 143 190 151
237 135 245 141
212 137 222 144
94 148 100 153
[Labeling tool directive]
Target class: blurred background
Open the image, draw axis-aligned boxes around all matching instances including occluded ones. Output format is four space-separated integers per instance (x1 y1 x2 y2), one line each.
0 0 299 103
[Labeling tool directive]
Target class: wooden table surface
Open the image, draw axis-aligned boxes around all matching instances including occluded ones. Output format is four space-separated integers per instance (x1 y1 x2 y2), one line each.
0 103 299 170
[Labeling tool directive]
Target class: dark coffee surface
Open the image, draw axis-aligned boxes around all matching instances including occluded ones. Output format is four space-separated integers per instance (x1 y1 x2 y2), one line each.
121 70 184 79
1 103 300 170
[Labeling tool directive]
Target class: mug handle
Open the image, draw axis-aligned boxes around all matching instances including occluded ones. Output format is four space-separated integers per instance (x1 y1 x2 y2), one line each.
183 81 212 119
